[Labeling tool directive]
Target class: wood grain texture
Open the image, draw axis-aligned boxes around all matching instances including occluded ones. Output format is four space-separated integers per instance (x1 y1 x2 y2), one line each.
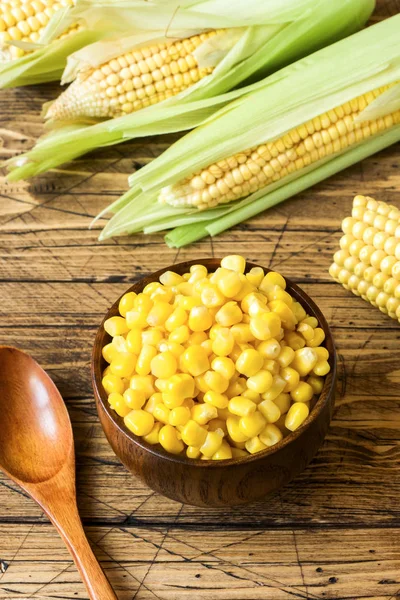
0 0 399 596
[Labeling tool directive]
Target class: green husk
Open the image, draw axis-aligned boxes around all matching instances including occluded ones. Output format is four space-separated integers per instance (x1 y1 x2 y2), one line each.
94 14 400 246
5 0 374 179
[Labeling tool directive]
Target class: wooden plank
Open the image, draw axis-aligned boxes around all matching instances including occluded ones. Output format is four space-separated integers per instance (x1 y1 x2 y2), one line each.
0 524 399 599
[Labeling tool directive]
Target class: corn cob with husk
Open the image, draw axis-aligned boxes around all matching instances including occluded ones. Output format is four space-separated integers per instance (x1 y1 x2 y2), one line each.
330 196 400 322
4 0 374 178
93 14 400 248
0 0 109 88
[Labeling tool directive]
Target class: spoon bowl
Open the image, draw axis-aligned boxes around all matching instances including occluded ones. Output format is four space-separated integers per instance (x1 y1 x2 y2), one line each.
0 347 72 483
0 346 117 600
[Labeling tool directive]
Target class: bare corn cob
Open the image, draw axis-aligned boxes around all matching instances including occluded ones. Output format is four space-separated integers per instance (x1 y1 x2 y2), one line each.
160 84 400 210
0 0 81 61
46 30 223 120
330 195 400 322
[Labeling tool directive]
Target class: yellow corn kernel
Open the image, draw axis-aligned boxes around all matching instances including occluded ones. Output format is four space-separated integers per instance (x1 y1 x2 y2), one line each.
230 323 254 343
123 388 146 410
194 374 209 394
191 403 218 425
314 347 329 361
126 329 142 354
228 396 257 417
141 328 163 347
217 269 243 299
189 331 208 345
261 374 286 401
164 307 187 332
245 436 267 454
242 389 261 403
239 411 266 437
108 392 131 417
103 366 112 377
124 409 154 436
241 292 266 314
273 392 291 415
102 374 124 395
292 301 307 322
313 360 331 376
151 351 177 378
180 345 210 376
102 343 119 364
235 348 263 377
268 288 293 308
200 284 225 308
146 301 173 326
247 297 269 318
259 423 283 447
285 331 306 350
151 286 174 304
225 377 247 398
159 424 184 454
176 281 195 296
135 345 158 376
181 420 208 446
177 295 202 310
160 271 184 287
163 373 195 403
258 398 281 423
246 369 273 394
190 264 208 278
215 301 243 326
230 446 247 458
168 324 190 344
153 402 171 425
307 375 324 394
200 429 224 457
186 445 201 459
126 308 148 329
290 347 318 377
211 328 235 357
144 392 163 414
269 300 296 330
259 271 286 293
212 440 234 460
169 406 191 426
203 390 229 409
226 415 249 442
104 316 129 337
285 402 309 431
211 356 236 380
300 316 318 328
250 312 281 341
134 293 153 310
119 292 137 317
203 370 229 394
291 381 314 403
208 418 228 436
308 327 326 347
296 323 314 342
143 282 162 296
129 374 155 398
233 276 256 302
220 255 246 273
257 338 281 359
188 306 212 332
280 367 300 393
200 339 213 356
143 422 163 445
246 267 264 287
277 345 295 368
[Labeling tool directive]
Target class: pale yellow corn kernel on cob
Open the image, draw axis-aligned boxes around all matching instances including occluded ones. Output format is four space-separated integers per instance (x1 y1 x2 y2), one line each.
0 0 80 61
330 195 400 322
46 30 222 120
160 84 400 210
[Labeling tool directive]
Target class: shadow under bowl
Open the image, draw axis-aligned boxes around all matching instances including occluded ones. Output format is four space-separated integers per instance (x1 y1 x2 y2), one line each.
92 259 337 507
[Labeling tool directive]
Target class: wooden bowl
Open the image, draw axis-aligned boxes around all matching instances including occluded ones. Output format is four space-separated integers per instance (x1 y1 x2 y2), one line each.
92 259 337 507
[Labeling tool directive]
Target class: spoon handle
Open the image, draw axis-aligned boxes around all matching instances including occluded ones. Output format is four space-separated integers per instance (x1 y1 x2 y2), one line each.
50 502 118 600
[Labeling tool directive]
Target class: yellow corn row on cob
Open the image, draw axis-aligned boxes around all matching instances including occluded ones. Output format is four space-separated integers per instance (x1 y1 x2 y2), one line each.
160 84 400 210
46 30 222 120
330 195 400 322
0 0 81 61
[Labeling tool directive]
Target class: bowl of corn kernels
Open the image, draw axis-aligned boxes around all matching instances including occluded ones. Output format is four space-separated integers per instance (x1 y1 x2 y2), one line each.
92 256 337 507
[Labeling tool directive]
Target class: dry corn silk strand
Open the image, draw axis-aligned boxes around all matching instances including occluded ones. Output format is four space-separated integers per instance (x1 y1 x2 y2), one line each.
330 195 400 322
101 256 331 461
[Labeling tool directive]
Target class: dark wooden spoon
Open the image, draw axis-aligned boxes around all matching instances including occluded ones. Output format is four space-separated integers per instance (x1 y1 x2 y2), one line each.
0 346 117 600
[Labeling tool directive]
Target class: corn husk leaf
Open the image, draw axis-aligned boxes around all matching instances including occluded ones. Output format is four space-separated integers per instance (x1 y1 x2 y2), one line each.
5 0 374 179
95 14 400 246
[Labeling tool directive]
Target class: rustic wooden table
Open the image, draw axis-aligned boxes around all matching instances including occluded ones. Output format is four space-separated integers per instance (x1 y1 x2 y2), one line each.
1 2 399 598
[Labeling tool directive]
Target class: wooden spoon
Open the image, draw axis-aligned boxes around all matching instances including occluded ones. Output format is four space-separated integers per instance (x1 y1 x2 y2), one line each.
0 346 117 600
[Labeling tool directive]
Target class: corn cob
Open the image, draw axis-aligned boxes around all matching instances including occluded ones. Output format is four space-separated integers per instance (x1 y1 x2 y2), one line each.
46 30 221 120
330 195 400 322
160 85 400 210
0 0 81 61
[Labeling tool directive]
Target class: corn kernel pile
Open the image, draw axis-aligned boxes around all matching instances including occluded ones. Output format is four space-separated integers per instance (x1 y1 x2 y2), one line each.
101 256 330 460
